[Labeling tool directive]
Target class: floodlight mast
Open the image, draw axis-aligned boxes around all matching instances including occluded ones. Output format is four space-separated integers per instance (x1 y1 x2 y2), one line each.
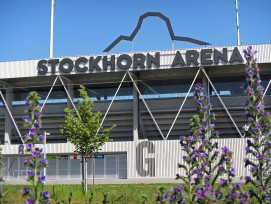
235 0 241 45
50 0 55 58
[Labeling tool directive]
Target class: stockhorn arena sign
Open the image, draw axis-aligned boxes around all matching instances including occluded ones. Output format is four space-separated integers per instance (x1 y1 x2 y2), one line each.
37 12 243 75
37 47 243 75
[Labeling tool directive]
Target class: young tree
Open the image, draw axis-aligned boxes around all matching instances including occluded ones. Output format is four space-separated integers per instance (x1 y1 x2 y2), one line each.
60 85 115 193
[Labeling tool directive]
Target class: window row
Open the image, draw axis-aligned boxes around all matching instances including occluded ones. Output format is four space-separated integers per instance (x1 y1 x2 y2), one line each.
0 76 270 106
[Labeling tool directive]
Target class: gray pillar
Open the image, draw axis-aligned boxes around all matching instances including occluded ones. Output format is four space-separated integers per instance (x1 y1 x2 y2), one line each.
202 69 209 98
202 68 211 137
4 87 12 145
133 75 139 141
66 80 73 144
67 82 74 109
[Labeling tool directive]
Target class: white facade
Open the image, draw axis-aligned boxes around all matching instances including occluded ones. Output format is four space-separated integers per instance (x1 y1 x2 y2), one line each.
0 44 271 181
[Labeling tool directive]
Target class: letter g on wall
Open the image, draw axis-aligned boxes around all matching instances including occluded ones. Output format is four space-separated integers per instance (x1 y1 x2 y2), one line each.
136 141 155 177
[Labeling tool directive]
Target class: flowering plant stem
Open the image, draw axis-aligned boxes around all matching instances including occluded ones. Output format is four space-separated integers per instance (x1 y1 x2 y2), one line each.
242 46 271 202
157 84 238 203
22 92 50 204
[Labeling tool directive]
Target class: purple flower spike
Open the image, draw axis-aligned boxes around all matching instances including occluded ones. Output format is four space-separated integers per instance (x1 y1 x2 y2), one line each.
233 182 241 189
27 171 34 178
230 192 239 199
26 142 32 151
221 146 229 155
40 158 48 165
34 112 42 118
32 148 42 158
248 88 254 95
195 83 203 92
22 187 31 195
24 134 31 140
228 167 235 176
25 100 30 105
247 71 253 77
219 179 228 186
22 92 50 203
38 134 45 142
34 122 41 128
39 176 46 184
217 165 225 174
24 116 30 123
29 128 37 135
26 198 35 204
196 99 202 104
23 157 30 165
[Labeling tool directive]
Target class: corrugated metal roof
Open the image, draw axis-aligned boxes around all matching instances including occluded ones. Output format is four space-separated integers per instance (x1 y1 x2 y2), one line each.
0 44 270 79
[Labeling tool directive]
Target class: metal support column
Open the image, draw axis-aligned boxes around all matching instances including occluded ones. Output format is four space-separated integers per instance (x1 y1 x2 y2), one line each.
4 87 12 145
66 79 74 109
133 73 139 141
202 68 211 138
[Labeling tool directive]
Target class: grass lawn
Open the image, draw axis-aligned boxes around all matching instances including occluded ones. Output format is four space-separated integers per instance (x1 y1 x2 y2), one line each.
1 183 176 203
1 183 256 203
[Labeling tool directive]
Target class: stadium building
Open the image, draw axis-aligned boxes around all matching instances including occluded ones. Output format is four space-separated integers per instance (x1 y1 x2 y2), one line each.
0 43 271 181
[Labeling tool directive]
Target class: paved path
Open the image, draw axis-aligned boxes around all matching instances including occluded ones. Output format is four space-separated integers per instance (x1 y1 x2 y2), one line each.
6 178 180 185
6 177 244 185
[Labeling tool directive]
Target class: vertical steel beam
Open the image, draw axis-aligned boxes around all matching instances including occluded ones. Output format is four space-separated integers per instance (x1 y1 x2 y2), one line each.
0 90 24 144
133 73 139 141
128 72 166 140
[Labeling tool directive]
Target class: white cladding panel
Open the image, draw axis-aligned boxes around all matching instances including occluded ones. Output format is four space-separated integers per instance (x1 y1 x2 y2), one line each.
2 139 248 178
0 44 270 79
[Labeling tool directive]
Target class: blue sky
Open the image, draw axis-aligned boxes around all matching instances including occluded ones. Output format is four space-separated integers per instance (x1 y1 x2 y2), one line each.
0 0 270 61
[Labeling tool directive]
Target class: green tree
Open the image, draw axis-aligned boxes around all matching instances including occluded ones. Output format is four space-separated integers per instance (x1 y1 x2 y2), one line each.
60 85 115 193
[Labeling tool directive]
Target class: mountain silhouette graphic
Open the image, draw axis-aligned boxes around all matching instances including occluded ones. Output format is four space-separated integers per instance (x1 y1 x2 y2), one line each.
103 12 211 52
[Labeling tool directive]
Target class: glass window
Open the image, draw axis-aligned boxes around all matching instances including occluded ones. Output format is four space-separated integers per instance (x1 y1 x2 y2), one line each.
94 158 105 179
210 76 245 96
73 82 133 102
47 156 57 179
105 155 117 179
8 157 19 179
70 156 81 178
210 75 271 97
139 78 198 99
12 86 67 106
118 154 127 179
58 156 69 179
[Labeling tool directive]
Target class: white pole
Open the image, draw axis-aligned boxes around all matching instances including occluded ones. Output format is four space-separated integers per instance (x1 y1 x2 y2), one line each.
44 132 50 178
235 0 241 45
50 0 55 58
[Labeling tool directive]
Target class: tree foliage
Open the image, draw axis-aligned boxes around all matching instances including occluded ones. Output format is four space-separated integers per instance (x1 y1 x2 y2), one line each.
61 85 115 157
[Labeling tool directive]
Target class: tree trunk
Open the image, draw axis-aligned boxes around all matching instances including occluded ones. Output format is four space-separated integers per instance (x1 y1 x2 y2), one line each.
92 157 95 192
85 156 88 193
82 154 87 193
